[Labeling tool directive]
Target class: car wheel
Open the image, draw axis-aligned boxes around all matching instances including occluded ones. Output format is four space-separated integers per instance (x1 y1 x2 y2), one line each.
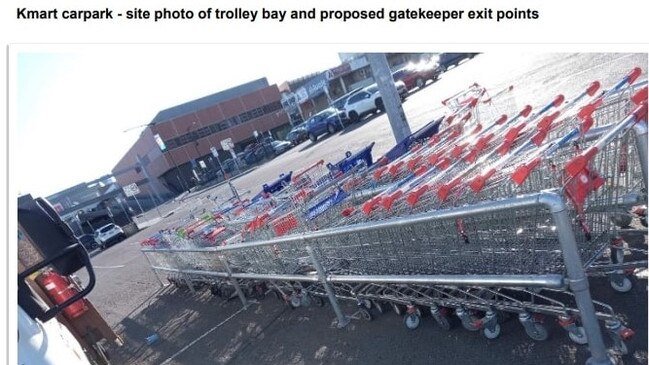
348 111 359 123
327 123 337 134
308 133 317 142
416 78 425 89
375 98 384 112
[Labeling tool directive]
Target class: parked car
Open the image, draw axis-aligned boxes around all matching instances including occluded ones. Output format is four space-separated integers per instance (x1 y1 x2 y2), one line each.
286 123 309 146
434 53 478 72
331 88 363 110
305 107 348 142
93 223 125 249
342 81 408 123
75 234 98 251
243 142 272 165
392 61 441 90
271 140 293 155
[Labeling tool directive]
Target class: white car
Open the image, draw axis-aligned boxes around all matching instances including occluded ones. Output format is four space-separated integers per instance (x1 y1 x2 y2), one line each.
94 223 125 249
342 81 407 123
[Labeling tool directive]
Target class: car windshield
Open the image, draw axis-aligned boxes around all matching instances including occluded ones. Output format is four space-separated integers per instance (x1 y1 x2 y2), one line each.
365 85 379 94
99 225 114 233
392 69 407 80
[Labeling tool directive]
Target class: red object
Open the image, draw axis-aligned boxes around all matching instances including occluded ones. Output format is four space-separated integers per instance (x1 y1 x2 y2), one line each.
406 185 429 206
511 157 542 185
586 81 601 96
564 147 599 177
564 166 605 213
437 176 462 202
468 169 496 193
271 213 299 236
553 94 565 107
631 87 648 106
519 105 533 118
627 67 642 85
495 114 508 125
37 271 88 320
381 191 403 211
577 98 603 121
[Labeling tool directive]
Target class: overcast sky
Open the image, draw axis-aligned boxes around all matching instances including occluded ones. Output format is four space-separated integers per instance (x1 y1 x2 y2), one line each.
13 45 342 198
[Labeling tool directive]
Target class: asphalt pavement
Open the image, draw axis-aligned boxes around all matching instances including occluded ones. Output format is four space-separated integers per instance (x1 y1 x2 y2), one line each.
78 53 648 365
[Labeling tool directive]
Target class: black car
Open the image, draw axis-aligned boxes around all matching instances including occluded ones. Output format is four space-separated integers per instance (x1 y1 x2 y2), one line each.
76 234 98 251
286 123 308 146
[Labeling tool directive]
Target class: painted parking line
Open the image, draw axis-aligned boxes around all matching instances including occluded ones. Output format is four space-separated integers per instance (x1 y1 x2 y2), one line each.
160 305 248 365
93 265 126 269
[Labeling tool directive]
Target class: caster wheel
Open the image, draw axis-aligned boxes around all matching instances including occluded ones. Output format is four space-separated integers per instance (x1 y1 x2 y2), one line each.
568 326 589 345
404 313 421 330
525 322 549 341
361 299 372 310
483 324 501 339
434 315 452 331
359 308 373 321
300 294 312 307
610 277 633 293
311 295 325 307
290 295 301 309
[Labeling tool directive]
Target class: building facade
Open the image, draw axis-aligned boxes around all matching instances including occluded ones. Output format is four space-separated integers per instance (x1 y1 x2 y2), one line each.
113 78 290 195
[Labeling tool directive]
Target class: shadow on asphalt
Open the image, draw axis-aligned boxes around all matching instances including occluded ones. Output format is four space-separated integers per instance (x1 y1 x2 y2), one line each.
105 274 648 365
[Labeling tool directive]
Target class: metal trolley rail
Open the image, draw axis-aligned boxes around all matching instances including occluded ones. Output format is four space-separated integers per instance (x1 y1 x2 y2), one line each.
141 70 648 365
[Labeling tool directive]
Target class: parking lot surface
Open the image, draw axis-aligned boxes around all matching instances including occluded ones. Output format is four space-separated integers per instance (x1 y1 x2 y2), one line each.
79 53 648 365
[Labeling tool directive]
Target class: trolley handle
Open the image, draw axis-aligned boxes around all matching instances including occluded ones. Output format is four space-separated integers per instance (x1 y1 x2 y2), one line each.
292 160 325 181
565 95 647 178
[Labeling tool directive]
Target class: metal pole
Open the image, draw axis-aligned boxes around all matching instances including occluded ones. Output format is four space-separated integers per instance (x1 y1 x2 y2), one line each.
219 256 248 308
133 195 144 215
117 196 132 223
367 53 412 143
166 151 188 192
545 194 612 365
632 121 648 191
306 245 349 328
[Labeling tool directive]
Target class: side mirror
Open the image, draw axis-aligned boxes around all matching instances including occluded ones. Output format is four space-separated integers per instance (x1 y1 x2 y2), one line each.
18 195 96 322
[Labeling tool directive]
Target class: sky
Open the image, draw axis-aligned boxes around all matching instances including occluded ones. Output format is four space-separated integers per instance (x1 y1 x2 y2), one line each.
13 45 343 198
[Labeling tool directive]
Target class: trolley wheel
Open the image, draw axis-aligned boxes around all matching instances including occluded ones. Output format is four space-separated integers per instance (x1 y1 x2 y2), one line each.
311 295 325 307
392 303 405 316
359 308 373 321
434 315 453 331
610 213 633 228
210 284 221 297
290 295 302 309
483 324 501 339
568 326 589 345
372 301 386 314
461 318 481 332
404 313 420 330
610 277 633 293
525 322 549 341
360 299 372 310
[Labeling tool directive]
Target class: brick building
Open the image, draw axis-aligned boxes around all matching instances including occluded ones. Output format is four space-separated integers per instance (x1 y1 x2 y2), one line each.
112 78 290 195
